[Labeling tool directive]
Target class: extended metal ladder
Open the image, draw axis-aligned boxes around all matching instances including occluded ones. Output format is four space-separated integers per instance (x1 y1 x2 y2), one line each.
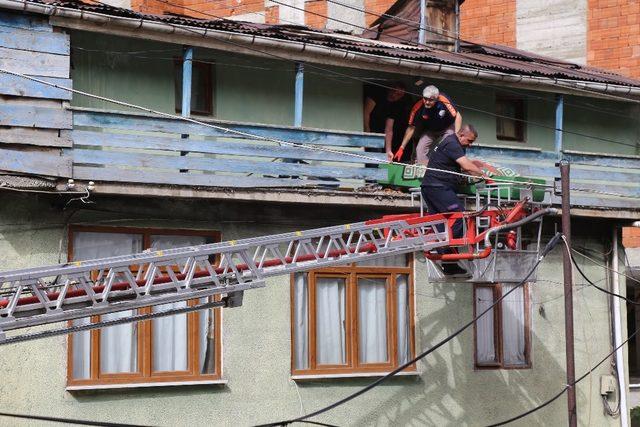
0 214 455 343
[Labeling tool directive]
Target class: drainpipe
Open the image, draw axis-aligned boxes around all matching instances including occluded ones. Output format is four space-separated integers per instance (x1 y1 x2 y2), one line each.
454 0 460 53
612 228 629 426
180 46 193 172
418 0 426 45
294 62 304 127
555 94 564 159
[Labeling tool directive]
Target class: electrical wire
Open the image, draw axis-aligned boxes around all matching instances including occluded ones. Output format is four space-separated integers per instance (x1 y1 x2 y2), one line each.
109 0 640 150
0 67 553 191
489 237 635 426
0 411 149 426
257 232 562 427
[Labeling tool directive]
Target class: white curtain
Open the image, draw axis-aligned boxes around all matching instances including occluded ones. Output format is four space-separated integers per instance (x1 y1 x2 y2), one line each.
199 297 216 374
152 302 188 372
396 274 410 364
72 317 91 379
315 277 346 365
476 287 496 364
150 235 208 372
502 284 527 366
293 273 309 370
358 277 388 363
73 232 143 374
100 310 138 373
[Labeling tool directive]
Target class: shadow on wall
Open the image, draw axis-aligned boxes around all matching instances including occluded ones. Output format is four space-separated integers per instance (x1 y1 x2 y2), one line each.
345 281 581 426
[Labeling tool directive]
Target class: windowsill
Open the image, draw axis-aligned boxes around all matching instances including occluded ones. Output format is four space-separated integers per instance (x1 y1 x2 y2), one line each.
629 383 640 389
291 371 420 381
66 379 228 391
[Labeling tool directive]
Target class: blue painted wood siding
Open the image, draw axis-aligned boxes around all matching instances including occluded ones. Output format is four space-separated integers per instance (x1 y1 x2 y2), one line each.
0 10 72 177
69 108 387 189
471 145 640 210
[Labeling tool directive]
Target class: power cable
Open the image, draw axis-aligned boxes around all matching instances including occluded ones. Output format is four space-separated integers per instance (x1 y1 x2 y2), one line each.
0 67 553 190
489 238 635 425
130 0 640 149
257 232 562 427
0 411 150 426
63 0 640 152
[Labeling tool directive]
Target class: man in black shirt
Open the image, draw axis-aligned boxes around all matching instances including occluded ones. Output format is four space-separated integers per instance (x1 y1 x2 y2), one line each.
363 82 412 162
421 124 488 276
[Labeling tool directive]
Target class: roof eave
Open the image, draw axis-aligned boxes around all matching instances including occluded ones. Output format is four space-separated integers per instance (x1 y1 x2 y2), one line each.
3 0 640 101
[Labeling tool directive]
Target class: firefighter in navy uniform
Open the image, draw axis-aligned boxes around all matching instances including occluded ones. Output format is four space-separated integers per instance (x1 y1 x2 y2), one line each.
421 124 489 277
394 85 462 165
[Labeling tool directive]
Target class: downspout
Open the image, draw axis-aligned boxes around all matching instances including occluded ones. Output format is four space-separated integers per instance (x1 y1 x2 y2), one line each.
612 228 629 426
418 0 426 45
180 46 193 172
555 94 564 159
294 62 304 127
454 0 460 53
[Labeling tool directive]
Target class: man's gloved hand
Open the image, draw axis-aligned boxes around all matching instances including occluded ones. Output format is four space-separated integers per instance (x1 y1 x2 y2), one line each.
393 147 404 161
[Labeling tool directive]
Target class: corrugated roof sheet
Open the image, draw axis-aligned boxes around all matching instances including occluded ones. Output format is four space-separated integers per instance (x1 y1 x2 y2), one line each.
36 0 640 88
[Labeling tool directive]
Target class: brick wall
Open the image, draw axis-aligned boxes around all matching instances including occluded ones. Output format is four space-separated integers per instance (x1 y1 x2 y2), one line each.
587 0 640 78
460 0 516 46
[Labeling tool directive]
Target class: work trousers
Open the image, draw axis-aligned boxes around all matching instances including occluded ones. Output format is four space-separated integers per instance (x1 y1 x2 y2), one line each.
421 183 464 239
415 124 455 165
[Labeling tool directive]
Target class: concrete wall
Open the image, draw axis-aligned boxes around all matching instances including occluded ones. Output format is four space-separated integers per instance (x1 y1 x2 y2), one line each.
0 193 627 426
516 0 588 64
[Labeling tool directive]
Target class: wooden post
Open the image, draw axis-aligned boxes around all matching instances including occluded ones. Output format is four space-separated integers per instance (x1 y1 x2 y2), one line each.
560 159 577 427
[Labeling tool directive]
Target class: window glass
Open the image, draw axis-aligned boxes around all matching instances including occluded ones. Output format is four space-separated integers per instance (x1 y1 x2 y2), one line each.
152 302 188 372
502 284 527 366
100 310 138 374
315 277 347 365
357 277 388 364
496 96 525 142
475 287 497 364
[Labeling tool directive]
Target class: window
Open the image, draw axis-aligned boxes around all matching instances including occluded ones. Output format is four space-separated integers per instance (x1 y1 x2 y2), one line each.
495 95 525 142
291 254 415 375
474 283 531 369
67 226 222 387
175 59 214 115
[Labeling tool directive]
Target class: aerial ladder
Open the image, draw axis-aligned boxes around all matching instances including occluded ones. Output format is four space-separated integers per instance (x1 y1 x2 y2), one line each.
0 185 553 345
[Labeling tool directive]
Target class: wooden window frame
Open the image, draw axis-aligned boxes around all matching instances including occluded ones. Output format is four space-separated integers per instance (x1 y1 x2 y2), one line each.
495 95 526 143
66 225 223 387
174 59 214 116
473 283 532 370
290 259 416 376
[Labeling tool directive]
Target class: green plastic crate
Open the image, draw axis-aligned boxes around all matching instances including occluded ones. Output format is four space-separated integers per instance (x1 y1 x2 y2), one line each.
378 164 546 202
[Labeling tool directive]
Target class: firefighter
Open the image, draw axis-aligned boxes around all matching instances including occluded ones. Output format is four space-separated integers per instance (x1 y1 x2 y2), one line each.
421 124 488 276
393 85 462 165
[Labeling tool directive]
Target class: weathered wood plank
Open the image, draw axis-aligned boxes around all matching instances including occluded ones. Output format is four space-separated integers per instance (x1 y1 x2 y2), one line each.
0 73 71 100
0 147 71 177
0 47 69 78
73 166 339 189
0 26 69 55
71 130 384 164
0 103 72 129
69 149 385 180
565 151 640 170
72 110 384 149
0 11 52 32
0 128 72 147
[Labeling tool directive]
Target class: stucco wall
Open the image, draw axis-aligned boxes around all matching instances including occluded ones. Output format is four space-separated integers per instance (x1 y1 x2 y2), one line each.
0 193 627 426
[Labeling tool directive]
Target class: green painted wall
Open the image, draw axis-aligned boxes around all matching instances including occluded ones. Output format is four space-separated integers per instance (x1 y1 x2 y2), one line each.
70 31 640 155
0 193 628 426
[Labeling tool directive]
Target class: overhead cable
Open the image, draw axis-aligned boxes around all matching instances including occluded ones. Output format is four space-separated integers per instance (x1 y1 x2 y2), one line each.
0 67 551 189
488 238 637 426
257 232 562 427
0 411 149 427
134 0 640 149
